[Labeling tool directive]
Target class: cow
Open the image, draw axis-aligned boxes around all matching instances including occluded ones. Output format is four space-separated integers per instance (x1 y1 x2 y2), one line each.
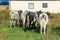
9 10 19 28
24 11 38 31
36 10 43 17
38 13 49 34
46 11 53 18
18 10 23 25
20 10 38 31
21 10 29 31
18 10 23 19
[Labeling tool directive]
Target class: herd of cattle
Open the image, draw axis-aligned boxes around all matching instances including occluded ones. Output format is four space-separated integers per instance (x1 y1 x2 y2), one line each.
9 10 53 34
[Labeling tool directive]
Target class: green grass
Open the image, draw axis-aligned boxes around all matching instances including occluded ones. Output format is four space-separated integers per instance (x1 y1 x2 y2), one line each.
0 24 46 40
0 24 60 40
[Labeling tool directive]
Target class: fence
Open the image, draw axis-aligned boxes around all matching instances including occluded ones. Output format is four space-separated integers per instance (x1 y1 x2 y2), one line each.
0 10 10 24
0 10 9 40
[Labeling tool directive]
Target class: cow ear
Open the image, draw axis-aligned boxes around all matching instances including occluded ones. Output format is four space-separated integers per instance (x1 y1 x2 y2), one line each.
18 10 20 13
20 10 23 13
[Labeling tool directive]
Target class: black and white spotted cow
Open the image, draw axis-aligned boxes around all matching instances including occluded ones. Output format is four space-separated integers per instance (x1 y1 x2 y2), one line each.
21 11 38 31
21 10 29 31
38 13 49 34
46 11 53 18
18 10 23 25
26 11 38 27
9 10 19 28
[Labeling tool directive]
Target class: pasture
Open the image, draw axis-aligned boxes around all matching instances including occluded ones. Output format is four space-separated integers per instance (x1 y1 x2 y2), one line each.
0 10 60 40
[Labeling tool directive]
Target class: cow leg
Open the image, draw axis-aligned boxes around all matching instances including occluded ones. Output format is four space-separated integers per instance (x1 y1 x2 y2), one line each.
23 19 26 32
27 16 29 28
14 20 16 28
31 18 36 24
44 25 46 34
10 19 13 28
17 19 19 26
40 26 43 34
35 21 37 32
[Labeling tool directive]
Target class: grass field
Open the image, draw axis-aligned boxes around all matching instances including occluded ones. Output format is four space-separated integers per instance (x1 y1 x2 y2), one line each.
0 10 60 40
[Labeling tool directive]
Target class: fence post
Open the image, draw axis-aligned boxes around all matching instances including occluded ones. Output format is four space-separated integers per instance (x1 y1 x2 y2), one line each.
46 23 51 40
2 29 6 40
3 15 4 25
2 11 6 40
